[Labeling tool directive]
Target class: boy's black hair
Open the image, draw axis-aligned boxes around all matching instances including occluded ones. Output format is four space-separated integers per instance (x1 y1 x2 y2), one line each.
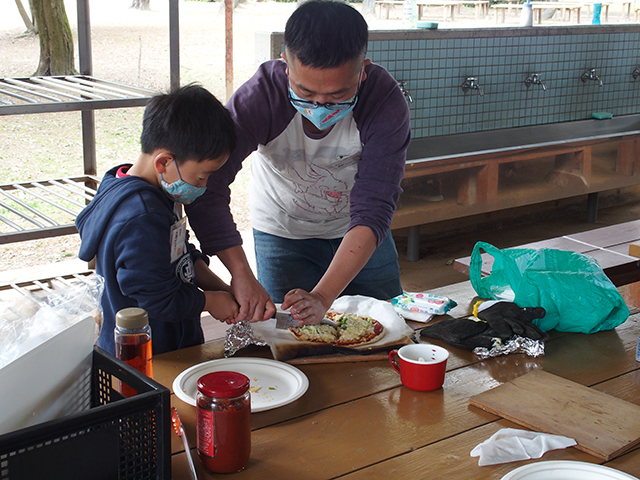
140 84 236 164
284 0 368 69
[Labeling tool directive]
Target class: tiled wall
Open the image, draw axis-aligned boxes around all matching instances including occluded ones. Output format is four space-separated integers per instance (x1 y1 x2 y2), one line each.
257 25 640 138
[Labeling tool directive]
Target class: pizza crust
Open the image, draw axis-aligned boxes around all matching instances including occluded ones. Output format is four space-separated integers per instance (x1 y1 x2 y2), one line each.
288 312 385 347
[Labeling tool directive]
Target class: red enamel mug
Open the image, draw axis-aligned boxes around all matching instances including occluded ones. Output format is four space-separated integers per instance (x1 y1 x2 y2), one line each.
389 344 449 391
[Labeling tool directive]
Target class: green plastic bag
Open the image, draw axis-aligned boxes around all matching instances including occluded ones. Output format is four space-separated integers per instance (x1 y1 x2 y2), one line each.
469 241 629 333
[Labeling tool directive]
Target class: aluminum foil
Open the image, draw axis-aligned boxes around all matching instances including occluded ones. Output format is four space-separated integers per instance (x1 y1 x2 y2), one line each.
473 336 545 359
224 320 267 357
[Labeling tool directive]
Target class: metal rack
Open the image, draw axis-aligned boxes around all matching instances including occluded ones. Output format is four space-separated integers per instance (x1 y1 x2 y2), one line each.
0 175 100 244
0 0 180 245
0 271 94 299
0 76 157 115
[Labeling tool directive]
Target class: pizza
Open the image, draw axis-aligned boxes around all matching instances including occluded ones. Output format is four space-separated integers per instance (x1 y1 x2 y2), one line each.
288 312 385 347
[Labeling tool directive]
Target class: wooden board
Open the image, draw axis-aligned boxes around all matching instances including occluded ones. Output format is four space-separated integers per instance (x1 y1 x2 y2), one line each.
469 369 640 461
629 241 640 258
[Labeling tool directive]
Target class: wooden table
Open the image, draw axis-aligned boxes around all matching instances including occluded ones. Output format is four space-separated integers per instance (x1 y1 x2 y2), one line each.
453 219 640 288
157 281 640 479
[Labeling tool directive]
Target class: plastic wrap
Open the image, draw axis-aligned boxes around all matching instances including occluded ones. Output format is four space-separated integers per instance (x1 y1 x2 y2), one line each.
0 274 104 369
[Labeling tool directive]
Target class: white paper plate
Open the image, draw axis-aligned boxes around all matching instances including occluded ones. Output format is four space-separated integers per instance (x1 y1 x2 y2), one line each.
501 461 639 480
172 358 309 412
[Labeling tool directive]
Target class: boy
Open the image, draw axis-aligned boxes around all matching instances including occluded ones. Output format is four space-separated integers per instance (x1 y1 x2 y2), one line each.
76 84 239 355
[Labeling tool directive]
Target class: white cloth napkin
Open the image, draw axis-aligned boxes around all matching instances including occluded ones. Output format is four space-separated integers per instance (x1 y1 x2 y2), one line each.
470 428 577 466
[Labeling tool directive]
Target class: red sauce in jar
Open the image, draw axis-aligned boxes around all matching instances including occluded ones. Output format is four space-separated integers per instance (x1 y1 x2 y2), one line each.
196 371 251 473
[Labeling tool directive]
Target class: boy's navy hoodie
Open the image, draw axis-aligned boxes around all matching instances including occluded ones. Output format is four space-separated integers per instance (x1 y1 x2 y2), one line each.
76 164 207 355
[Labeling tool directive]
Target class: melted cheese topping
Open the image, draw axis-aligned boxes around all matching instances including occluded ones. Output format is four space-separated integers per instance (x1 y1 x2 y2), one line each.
292 324 338 343
290 312 382 345
335 313 376 343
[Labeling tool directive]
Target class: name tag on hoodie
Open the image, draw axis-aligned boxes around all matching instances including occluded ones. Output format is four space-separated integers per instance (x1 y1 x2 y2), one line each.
170 216 187 263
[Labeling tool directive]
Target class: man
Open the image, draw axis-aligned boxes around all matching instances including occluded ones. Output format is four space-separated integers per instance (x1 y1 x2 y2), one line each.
185 0 411 325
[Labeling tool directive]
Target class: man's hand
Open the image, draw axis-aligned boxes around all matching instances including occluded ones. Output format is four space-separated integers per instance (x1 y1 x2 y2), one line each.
281 289 331 325
231 271 276 322
216 245 276 322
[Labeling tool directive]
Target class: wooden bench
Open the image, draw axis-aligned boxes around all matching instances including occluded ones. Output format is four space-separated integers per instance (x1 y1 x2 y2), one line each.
453 219 640 287
417 0 463 20
417 0 490 20
375 0 405 19
469 0 491 17
492 1 593 24
557 1 613 22
375 0 489 20
392 131 640 262
492 3 538 23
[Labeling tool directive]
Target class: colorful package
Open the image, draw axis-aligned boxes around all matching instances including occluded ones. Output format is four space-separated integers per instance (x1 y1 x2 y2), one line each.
391 292 457 321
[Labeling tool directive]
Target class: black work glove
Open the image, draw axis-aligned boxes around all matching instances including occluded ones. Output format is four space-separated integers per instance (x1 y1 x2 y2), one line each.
420 302 548 351
477 302 548 342
419 317 497 350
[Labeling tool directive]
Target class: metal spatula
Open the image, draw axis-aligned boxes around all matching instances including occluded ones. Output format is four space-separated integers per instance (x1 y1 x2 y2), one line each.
275 309 298 329
274 309 337 329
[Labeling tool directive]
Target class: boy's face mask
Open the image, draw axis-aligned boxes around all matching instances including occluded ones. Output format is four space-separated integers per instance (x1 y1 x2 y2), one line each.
161 161 206 204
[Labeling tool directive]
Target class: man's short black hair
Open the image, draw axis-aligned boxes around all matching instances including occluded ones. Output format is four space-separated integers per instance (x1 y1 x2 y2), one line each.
284 0 368 69
140 84 236 164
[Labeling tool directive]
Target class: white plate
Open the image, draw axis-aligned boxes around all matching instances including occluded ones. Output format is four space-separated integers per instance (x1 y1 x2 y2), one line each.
501 461 639 480
172 358 309 413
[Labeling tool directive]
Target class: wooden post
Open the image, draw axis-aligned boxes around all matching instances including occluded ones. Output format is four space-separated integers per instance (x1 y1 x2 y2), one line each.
225 0 233 102
616 140 636 176
169 0 180 92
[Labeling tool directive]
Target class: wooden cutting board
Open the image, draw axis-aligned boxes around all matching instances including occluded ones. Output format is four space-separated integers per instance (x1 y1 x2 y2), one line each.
469 369 640 461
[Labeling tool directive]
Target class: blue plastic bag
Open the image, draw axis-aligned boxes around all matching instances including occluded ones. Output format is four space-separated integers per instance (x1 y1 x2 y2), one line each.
469 241 629 333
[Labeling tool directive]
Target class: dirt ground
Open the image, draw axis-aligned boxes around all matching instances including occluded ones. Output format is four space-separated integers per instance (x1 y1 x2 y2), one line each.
0 0 635 271
1 0 301 269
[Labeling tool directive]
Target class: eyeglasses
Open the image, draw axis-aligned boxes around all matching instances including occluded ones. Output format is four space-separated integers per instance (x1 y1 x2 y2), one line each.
288 66 363 111
288 91 358 111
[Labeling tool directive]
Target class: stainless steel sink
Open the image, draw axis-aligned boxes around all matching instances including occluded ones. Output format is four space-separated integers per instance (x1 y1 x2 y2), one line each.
407 114 640 163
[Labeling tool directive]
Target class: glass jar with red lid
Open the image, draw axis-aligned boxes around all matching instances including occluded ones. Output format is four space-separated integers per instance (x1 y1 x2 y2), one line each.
196 371 251 473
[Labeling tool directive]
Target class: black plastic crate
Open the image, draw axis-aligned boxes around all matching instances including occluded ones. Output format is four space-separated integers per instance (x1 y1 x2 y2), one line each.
0 346 171 480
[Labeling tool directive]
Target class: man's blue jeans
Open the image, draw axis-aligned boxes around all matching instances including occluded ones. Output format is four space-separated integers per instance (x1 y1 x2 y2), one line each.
253 229 403 303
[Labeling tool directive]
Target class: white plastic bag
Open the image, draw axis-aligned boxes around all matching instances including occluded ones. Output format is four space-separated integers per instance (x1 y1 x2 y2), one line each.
0 274 103 369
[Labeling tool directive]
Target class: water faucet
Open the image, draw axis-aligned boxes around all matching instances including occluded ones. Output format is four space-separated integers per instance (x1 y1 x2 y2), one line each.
633 67 640 80
524 73 546 91
461 77 484 96
581 68 603 87
398 81 413 103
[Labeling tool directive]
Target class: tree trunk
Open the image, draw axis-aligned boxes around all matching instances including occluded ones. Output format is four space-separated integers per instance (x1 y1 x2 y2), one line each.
30 0 76 76
14 0 36 34
131 0 151 10
362 0 376 16
218 0 241 14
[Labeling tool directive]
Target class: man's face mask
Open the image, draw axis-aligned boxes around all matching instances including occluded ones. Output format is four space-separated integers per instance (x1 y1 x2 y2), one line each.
287 66 362 130
161 161 206 204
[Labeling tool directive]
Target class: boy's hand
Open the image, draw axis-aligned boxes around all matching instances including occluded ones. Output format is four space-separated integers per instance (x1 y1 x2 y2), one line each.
204 291 240 323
